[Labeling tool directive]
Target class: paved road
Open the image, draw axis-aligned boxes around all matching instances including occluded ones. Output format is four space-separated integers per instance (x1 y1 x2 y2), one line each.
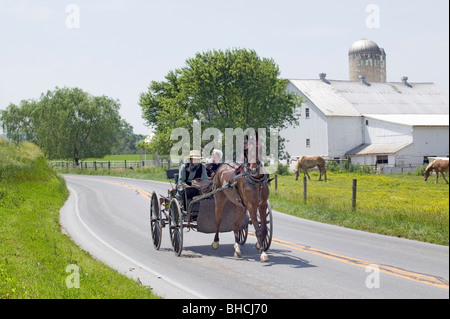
60 175 449 299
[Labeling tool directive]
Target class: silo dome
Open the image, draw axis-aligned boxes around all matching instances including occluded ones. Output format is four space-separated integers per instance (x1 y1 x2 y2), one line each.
348 38 386 83
349 38 382 56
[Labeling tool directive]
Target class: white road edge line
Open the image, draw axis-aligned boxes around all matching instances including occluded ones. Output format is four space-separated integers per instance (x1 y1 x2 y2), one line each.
67 186 207 299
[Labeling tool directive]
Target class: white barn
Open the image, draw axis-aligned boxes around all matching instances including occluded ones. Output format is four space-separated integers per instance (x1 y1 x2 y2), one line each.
280 77 449 169
280 38 449 171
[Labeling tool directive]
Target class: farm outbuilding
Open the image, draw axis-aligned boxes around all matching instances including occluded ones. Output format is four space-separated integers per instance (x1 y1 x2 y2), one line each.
347 114 449 169
280 38 449 171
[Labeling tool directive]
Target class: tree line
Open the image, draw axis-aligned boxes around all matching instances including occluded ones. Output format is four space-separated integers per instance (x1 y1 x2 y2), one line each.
0 87 143 165
1 48 302 163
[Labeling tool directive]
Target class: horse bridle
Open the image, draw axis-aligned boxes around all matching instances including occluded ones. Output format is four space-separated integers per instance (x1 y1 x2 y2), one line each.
243 161 269 185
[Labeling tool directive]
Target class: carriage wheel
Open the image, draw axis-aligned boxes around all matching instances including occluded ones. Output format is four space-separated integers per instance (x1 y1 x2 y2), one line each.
150 192 162 250
257 201 273 252
169 199 183 257
235 210 249 245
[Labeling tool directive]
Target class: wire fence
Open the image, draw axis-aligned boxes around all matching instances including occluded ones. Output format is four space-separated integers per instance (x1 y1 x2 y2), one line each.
50 160 180 170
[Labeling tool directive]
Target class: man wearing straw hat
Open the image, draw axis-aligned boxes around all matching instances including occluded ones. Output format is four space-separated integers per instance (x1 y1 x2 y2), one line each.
177 150 208 188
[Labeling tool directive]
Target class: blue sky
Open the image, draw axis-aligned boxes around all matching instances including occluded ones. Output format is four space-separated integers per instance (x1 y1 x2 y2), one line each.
0 0 448 135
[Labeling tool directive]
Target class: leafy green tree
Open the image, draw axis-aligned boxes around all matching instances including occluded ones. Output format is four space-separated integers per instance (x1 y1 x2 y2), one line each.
111 120 145 155
139 48 302 156
0 100 37 143
1 87 124 165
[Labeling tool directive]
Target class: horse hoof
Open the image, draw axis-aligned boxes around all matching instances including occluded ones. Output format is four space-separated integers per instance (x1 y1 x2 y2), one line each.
260 252 269 262
255 242 261 250
211 241 219 250
234 243 242 259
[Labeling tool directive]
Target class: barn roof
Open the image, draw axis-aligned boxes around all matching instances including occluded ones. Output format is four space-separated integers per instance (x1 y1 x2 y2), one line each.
364 114 449 127
288 79 449 117
346 143 412 156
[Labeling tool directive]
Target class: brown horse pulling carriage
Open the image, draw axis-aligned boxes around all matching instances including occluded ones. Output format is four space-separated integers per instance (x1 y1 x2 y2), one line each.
150 138 273 262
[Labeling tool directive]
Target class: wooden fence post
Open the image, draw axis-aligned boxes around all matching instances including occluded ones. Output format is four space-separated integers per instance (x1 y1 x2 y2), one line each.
352 179 357 211
275 174 278 190
303 176 307 203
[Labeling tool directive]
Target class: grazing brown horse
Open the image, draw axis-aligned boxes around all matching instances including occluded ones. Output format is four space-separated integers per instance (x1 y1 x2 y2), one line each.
212 133 270 262
294 156 327 182
424 159 449 184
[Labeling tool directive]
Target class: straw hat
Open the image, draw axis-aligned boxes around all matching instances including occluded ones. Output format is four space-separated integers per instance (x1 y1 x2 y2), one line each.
189 150 202 159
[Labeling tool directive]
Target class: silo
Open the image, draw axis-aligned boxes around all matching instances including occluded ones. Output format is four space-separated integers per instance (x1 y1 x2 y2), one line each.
349 38 386 83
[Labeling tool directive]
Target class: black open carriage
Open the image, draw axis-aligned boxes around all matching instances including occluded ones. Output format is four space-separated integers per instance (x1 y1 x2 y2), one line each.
150 168 273 257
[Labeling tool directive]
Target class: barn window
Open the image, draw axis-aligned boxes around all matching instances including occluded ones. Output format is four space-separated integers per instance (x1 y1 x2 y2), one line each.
306 139 311 147
376 156 388 164
305 108 310 119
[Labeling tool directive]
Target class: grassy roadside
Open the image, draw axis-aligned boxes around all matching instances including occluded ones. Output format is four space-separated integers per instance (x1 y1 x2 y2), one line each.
55 165 449 246
1 139 159 298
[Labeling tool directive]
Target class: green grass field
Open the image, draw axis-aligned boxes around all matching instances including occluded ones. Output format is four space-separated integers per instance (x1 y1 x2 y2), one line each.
0 139 159 298
270 172 449 245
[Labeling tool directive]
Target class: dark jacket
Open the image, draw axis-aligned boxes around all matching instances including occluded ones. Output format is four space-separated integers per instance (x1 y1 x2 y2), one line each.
177 163 208 186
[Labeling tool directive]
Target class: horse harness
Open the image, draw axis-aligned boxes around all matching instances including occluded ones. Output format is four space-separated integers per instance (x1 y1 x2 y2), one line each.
227 162 270 208
192 162 272 209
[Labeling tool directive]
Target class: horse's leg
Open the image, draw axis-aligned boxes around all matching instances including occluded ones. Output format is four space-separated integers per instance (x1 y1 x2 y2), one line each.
441 172 449 185
435 169 439 184
246 204 260 251
304 169 311 180
318 166 322 181
256 201 269 263
233 206 246 259
249 203 269 262
212 192 226 250
320 166 327 182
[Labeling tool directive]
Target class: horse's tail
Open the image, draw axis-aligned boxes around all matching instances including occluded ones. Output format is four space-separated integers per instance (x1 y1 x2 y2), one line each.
319 156 327 172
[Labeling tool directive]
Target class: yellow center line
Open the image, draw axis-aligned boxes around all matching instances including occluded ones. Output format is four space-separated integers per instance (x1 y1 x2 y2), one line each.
98 179 153 199
78 176 449 291
249 232 449 290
